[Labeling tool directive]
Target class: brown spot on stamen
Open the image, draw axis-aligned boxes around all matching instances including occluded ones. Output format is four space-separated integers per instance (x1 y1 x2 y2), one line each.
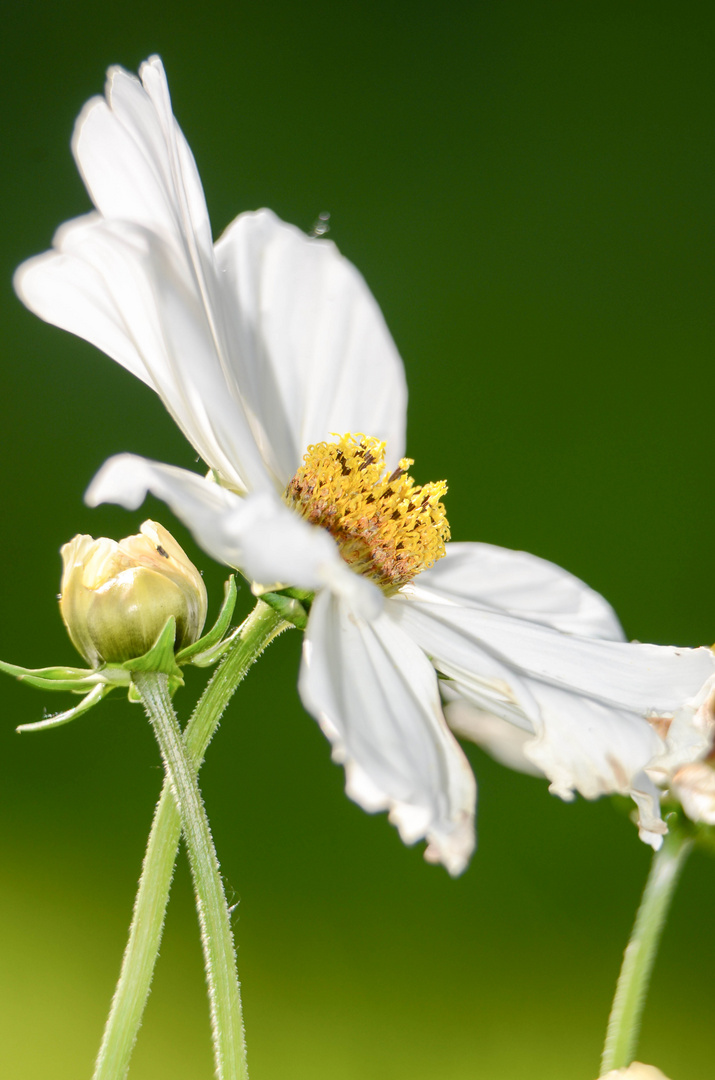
284 434 449 593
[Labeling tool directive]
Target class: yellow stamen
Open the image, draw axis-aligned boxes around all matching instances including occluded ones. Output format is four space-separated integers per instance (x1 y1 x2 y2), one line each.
285 434 450 593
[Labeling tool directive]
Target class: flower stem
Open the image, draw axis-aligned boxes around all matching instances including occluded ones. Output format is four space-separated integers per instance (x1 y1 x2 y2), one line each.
600 823 693 1075
135 669 246 1078
92 601 287 1080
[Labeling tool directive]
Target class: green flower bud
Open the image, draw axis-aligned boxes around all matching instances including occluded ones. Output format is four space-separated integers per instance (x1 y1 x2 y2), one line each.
60 521 208 666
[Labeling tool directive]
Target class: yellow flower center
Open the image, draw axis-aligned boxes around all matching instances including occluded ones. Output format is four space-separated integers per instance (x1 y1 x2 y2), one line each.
285 434 450 593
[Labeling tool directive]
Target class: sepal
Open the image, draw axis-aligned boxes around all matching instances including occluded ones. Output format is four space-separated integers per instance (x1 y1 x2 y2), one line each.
16 683 113 733
0 659 111 693
112 615 184 693
261 587 313 631
176 575 237 663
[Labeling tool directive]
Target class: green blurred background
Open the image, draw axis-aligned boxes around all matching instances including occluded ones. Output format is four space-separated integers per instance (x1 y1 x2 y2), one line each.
1 3 714 1078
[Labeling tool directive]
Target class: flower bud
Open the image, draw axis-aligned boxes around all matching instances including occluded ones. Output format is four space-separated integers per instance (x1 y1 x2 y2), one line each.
60 521 208 666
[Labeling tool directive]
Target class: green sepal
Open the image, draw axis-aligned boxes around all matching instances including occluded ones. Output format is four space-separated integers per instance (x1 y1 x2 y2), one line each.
109 616 184 694
16 683 112 733
176 575 237 665
279 587 314 609
261 588 313 630
187 626 241 668
0 659 100 693
127 682 143 704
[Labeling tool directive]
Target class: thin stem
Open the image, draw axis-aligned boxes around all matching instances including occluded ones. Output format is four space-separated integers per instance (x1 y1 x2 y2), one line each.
135 669 245 1079
92 602 286 1080
600 823 693 1075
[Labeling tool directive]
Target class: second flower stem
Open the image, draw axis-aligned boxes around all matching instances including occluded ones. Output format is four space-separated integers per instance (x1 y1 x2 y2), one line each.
600 821 693 1075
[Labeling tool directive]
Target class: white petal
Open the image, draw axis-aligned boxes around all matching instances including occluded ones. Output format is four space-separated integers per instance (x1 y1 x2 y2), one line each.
444 697 544 777
417 542 625 640
71 59 248 462
392 590 715 842
444 693 666 848
17 57 276 494
86 453 354 594
72 57 214 265
299 590 476 875
518 681 667 846
16 214 271 495
399 592 715 713
14 214 153 388
214 209 408 483
17 59 409 502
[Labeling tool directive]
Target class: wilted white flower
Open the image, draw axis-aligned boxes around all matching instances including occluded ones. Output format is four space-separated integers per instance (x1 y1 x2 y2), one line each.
657 679 715 824
15 56 715 872
672 760 715 823
599 1063 672 1080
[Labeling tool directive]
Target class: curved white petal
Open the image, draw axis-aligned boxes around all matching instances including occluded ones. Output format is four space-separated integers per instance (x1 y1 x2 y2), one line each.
391 590 715 845
399 591 715 713
214 208 408 484
418 542 625 640
72 56 214 268
444 693 666 847
15 214 153 388
299 590 476 875
73 58 261 472
85 453 360 595
16 216 270 495
443 696 544 777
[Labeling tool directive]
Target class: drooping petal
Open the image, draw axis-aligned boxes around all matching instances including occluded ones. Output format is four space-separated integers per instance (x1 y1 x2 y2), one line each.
443 681 665 845
214 208 408 484
85 453 369 597
417 542 625 640
298 589 476 875
391 588 715 846
399 592 714 712
443 695 544 777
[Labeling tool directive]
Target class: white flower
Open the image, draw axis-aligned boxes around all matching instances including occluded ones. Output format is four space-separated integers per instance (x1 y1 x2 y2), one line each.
15 56 715 873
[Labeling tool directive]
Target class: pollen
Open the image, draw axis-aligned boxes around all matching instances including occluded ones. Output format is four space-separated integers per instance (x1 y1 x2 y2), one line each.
285 434 450 592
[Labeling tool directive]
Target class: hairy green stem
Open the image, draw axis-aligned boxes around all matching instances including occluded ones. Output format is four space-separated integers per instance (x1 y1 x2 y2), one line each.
92 602 286 1080
135 669 245 1078
600 823 693 1075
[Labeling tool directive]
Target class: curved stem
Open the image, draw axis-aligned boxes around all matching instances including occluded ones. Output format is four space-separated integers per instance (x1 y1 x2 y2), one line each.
600 823 693 1075
92 601 286 1080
